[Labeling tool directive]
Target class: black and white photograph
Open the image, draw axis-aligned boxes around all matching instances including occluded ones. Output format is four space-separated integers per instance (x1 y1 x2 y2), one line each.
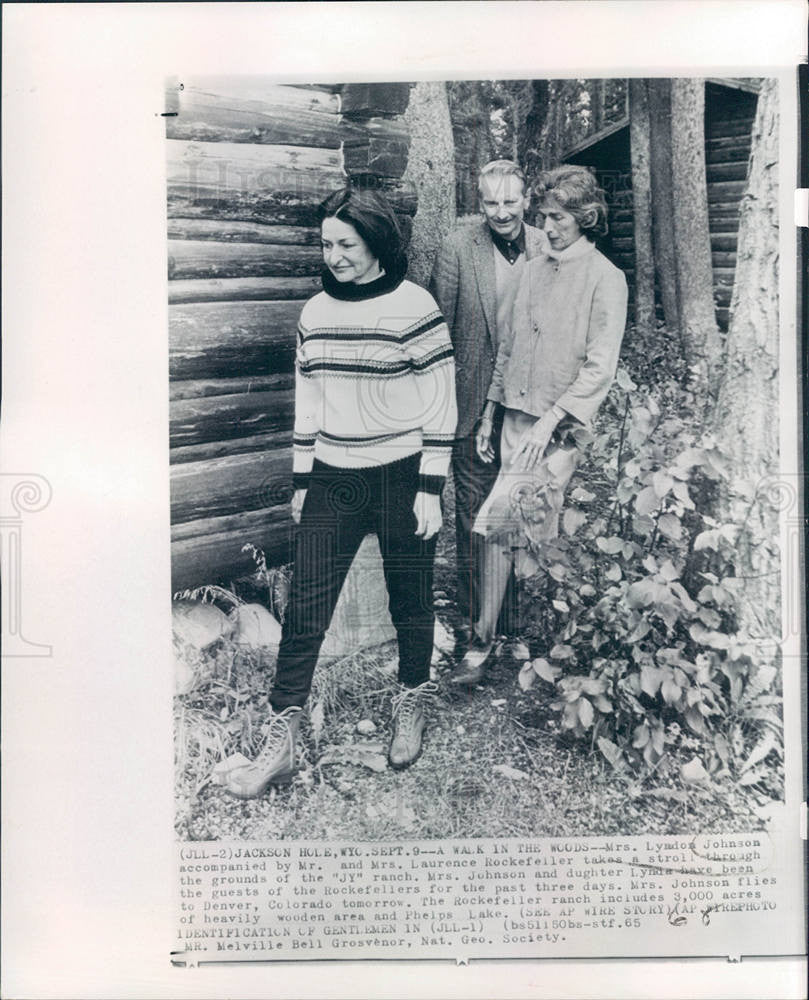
169 75 789 844
3 2 806 996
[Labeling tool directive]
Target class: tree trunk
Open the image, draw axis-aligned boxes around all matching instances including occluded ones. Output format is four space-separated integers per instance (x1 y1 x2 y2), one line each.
519 79 549 180
628 79 656 338
647 79 681 342
448 81 495 216
713 79 780 653
401 82 457 286
537 80 567 172
671 78 722 400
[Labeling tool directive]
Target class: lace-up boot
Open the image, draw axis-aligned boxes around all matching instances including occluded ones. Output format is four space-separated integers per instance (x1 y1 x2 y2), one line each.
388 681 437 770
225 706 302 799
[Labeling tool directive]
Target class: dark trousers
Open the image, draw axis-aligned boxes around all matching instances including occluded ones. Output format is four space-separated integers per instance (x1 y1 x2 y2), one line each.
452 411 518 632
270 454 437 710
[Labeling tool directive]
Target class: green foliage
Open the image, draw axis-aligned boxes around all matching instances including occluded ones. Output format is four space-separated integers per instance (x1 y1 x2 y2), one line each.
513 356 783 800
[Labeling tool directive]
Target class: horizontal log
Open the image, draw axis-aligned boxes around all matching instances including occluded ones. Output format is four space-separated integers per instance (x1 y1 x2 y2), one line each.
170 388 295 448
705 141 752 165
168 178 417 226
706 161 750 183
171 506 292 591
170 299 301 379
712 267 736 286
169 276 320 305
170 372 294 401
343 116 410 144
167 199 319 228
166 138 345 224
171 431 292 466
342 116 411 177
171 448 292 523
708 199 743 213
711 251 737 269
344 140 410 178
167 239 322 280
715 306 730 329
714 286 732 308
609 190 633 207
705 133 753 150
708 208 743 230
167 219 318 245
167 137 342 191
707 180 746 201
339 83 412 116
176 79 340 113
706 116 756 138
168 82 364 148
294 83 344 95
710 233 738 252
342 176 418 216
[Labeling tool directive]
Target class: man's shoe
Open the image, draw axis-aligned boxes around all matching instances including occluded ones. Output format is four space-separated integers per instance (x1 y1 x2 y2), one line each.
388 681 438 770
225 706 302 799
453 623 473 660
450 633 495 686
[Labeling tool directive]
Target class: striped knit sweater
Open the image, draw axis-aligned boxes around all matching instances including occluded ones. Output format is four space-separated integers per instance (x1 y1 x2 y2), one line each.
292 276 457 495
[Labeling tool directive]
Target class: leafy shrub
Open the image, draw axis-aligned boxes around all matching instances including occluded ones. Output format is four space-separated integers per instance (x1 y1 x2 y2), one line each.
509 359 783 799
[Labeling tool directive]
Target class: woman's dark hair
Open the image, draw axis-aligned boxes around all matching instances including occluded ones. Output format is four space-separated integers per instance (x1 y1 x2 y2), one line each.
317 186 405 275
534 165 609 241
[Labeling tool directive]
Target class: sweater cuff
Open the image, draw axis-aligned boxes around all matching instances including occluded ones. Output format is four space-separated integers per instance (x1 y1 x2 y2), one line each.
418 474 445 496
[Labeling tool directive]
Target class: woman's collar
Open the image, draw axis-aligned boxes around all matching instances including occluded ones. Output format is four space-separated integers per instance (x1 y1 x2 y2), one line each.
546 235 595 262
320 259 406 300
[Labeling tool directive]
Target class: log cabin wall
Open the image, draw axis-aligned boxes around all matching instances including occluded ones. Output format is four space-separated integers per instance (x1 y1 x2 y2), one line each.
167 79 415 591
564 81 760 333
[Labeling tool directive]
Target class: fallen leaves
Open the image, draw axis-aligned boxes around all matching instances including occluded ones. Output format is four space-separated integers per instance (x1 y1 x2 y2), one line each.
680 756 712 787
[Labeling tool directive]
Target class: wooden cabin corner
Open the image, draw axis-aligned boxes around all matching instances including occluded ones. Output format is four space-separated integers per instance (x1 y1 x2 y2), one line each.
167 79 416 591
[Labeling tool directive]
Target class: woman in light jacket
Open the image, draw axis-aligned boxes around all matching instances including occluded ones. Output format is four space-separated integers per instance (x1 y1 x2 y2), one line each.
452 165 628 685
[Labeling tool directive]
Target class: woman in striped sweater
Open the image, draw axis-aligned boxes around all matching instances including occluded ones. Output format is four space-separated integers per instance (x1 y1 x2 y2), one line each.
226 188 457 798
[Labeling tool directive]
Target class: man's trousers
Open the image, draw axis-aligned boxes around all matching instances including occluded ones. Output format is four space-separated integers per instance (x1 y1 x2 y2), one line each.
452 410 518 633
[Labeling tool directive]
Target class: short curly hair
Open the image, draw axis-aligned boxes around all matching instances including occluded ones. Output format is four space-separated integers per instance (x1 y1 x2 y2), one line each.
534 165 608 241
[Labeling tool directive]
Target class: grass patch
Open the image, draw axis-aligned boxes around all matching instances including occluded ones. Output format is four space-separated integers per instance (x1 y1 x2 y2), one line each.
174 472 772 841
175 637 767 842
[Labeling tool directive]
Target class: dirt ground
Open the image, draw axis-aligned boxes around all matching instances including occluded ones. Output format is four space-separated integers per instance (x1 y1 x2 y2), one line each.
176 477 765 842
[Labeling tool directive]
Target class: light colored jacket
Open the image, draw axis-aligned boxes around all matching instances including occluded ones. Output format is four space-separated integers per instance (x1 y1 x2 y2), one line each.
428 219 545 439
488 238 628 424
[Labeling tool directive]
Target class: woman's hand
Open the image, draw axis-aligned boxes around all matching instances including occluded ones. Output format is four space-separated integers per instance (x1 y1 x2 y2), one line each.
512 410 560 471
291 488 307 524
476 416 495 463
414 491 442 540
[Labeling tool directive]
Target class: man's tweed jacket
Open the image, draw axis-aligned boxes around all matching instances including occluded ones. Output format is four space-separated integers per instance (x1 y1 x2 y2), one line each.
428 218 545 440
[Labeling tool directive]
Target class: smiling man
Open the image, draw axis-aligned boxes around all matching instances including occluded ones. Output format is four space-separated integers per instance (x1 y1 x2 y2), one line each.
429 160 546 653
